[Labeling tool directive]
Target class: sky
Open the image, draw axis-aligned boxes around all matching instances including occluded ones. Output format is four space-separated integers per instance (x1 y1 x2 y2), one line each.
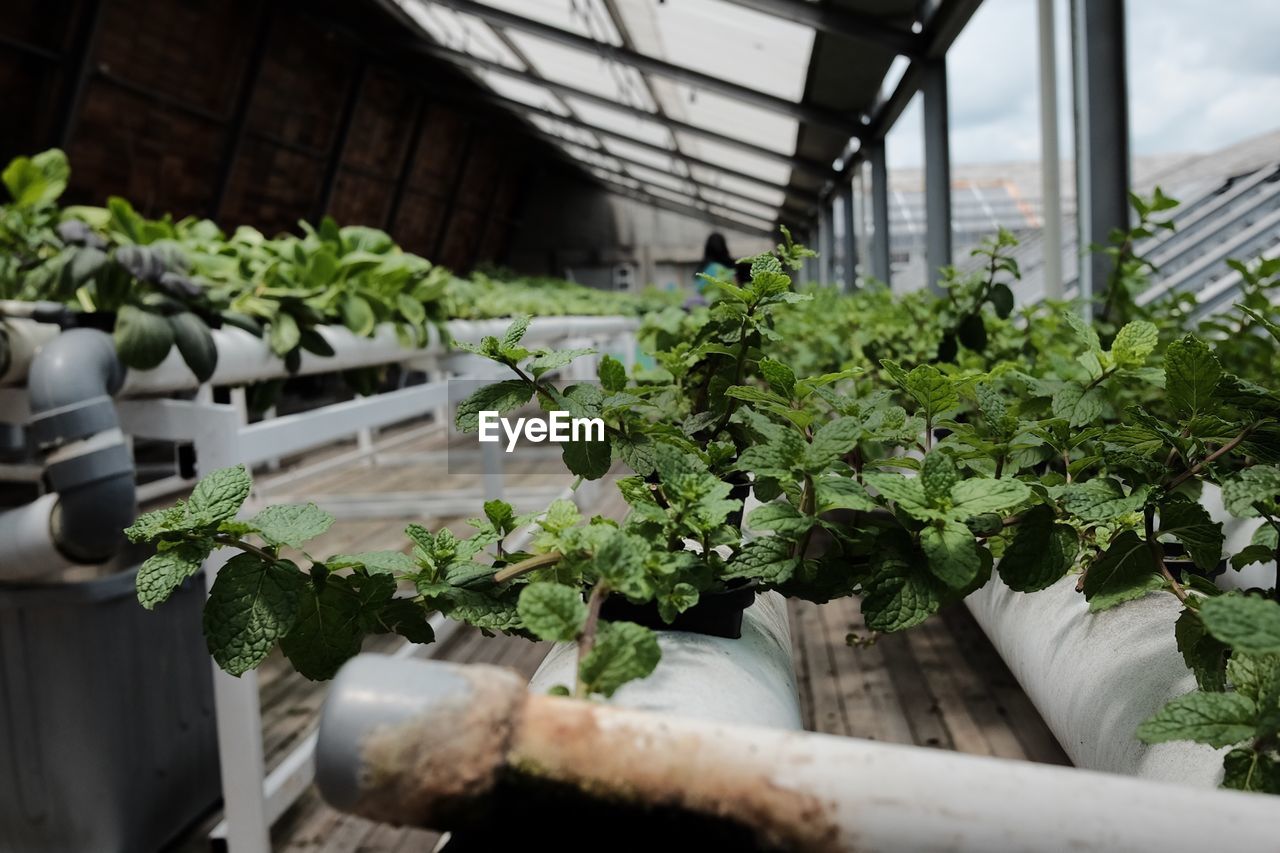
885 0 1280 169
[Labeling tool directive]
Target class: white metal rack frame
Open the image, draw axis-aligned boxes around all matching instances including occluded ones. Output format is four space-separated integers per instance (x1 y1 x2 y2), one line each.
0 315 639 853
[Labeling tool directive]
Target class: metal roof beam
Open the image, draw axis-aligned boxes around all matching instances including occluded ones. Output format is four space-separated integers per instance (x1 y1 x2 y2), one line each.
489 94 819 201
717 0 920 57
589 174 780 239
421 0 863 135
416 44 834 181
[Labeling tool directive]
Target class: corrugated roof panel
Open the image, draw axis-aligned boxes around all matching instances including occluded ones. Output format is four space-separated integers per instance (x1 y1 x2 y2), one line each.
563 97 673 148
661 82 799 155
477 0 622 43
600 138 683 172
675 132 791 185
688 166 786 208
395 2 518 66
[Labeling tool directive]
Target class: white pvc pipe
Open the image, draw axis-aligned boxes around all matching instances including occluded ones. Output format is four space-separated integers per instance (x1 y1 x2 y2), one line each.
0 319 61 386
317 656 1279 852
0 493 79 579
1201 481 1275 591
527 591 803 730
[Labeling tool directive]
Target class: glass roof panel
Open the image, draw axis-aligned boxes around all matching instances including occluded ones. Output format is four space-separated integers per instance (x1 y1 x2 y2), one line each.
479 0 622 44
478 71 566 114
530 114 600 148
506 31 655 110
563 98 673 148
394 2 518 67
675 133 791 185
618 162 699 196
687 166 785 208
661 82 799 155
600 138 683 173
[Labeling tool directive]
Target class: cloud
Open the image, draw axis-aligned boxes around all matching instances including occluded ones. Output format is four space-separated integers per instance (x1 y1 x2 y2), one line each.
883 0 1280 168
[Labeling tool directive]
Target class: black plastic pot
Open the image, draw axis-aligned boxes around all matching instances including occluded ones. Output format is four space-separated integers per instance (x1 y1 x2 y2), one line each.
600 580 757 639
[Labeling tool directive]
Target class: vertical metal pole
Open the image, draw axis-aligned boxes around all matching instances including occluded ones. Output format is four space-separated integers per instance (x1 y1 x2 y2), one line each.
432 122 478 259
210 1 273 220
841 184 858 291
922 57 952 294
385 96 429 233
1038 0 1063 299
818 199 835 284
868 141 892 287
1071 0 1130 316
54 0 107 149
315 59 367 222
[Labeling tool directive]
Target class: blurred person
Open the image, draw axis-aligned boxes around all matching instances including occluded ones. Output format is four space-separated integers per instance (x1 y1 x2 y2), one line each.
687 232 749 307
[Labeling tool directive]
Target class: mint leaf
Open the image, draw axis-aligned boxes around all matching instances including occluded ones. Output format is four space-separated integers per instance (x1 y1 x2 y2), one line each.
327 551 415 574
250 503 334 548
921 452 960 504
747 502 814 538
1051 382 1104 428
865 472 936 520
922 521 982 588
759 357 796 399
1221 466 1280 518
561 434 612 480
125 504 189 541
1081 530 1163 611
187 464 252 526
861 563 941 632
724 537 798 584
1111 320 1159 367
657 582 700 623
1227 653 1280 704
598 354 627 393
578 621 660 697
1176 607 1228 692
280 575 363 680
1223 747 1280 793
377 598 436 644
802 416 860 472
455 379 533 432
948 478 1030 517
1062 479 1149 522
1199 594 1280 654
1137 691 1257 747
815 477 876 512
518 582 587 642
594 532 652 599
529 347 594 378
1165 335 1222 419
501 315 531 349
999 504 1077 592
136 540 210 609
204 554 304 676
1158 500 1224 570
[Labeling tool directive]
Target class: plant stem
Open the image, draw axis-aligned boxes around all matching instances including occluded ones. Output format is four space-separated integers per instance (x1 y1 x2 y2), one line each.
210 533 278 565
1164 423 1257 491
794 474 817 561
574 583 609 698
1145 506 1187 603
493 551 562 584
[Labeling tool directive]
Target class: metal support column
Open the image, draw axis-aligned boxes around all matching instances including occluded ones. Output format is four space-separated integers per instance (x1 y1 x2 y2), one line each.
210 1 274 220
1038 0 1063 299
868 140 892 287
1071 0 1130 315
315 60 367 221
53 0 107 148
841 184 858 291
922 57 952 294
818 200 835 284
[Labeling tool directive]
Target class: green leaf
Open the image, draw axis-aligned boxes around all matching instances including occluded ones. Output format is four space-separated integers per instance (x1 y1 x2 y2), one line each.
747 503 815 538
865 472 936 520
1199 594 1280 654
1137 691 1257 747
922 521 982 588
1158 500 1224 570
948 478 1030 518
861 563 941 632
759 357 796 399
1062 479 1149 522
724 536 799 585
1111 320 1158 367
803 417 860 472
269 312 301 357
1081 530 1163 612
2 148 69 207
502 315 532 349
893 363 959 421
204 554 304 676
957 313 987 351
529 347 594 377
921 452 960 504
136 541 210 609
561 434 612 480
280 575 364 680
1222 747 1280 793
1227 653 1280 704
340 294 376 336
578 621 661 697
326 550 416 574
455 379 533 432
395 292 426 325
187 464 252 526
377 598 436 644
1165 335 1222 419
1176 607 1228 692
999 504 1078 592
1051 382 1103 428
599 354 627 392
518 582 588 642
1221 466 1280 518
814 477 877 512
988 282 1014 319
594 532 652 599
114 304 175 370
249 503 335 548
125 504 188 541
169 312 218 383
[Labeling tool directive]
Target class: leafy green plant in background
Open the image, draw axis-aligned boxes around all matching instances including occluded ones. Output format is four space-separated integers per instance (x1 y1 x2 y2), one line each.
115 169 1280 791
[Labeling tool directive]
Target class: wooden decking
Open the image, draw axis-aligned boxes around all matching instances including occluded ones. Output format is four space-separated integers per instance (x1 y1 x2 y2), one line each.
167 418 1067 852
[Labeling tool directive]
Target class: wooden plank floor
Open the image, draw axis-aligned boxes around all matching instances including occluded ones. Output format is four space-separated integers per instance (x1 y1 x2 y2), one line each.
166 417 1067 852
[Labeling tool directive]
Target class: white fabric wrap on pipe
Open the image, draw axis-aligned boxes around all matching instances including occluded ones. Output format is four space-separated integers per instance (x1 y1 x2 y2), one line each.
527 591 803 730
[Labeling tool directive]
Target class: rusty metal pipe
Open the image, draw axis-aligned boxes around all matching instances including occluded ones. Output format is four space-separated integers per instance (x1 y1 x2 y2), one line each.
316 655 1278 853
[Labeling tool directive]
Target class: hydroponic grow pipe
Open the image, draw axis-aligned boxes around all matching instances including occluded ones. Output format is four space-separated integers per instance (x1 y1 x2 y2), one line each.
314 656 1277 853
526 592 803 730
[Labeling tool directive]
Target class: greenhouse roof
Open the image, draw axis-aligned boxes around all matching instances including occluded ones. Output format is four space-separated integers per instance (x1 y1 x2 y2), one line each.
374 0 980 237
